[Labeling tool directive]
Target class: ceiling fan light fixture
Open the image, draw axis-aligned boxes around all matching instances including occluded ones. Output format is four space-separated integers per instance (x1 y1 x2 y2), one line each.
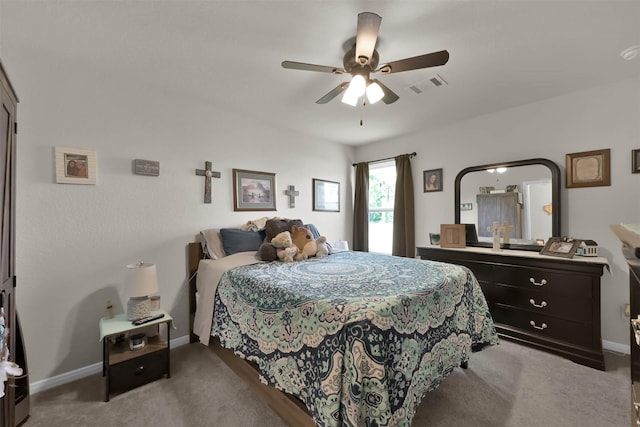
347 74 367 97
366 81 384 104
341 90 360 106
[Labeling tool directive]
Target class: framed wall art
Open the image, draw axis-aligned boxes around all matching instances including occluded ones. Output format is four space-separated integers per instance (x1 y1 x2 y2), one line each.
55 146 97 185
313 178 340 212
566 148 610 188
632 149 640 174
423 168 443 192
232 169 276 211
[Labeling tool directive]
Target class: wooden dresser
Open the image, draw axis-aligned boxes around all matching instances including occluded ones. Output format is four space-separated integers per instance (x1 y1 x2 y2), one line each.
416 246 608 370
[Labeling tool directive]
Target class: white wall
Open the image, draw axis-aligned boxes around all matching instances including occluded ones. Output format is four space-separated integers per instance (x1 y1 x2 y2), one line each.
0 43 354 383
355 76 640 349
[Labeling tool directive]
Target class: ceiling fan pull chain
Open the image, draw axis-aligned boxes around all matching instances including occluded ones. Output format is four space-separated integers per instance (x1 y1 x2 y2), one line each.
360 100 366 126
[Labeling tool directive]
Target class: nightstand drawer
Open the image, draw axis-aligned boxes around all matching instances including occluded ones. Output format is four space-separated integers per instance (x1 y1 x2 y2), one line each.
492 305 593 347
109 349 168 392
493 265 593 297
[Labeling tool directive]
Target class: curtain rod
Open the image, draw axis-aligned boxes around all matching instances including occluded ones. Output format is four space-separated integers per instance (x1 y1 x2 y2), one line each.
352 152 416 167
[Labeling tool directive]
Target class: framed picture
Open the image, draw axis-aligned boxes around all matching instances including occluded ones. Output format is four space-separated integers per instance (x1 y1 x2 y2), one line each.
439 224 466 248
429 233 440 245
423 168 443 192
540 237 581 258
460 202 473 211
232 169 276 211
55 146 97 185
313 178 340 212
632 149 640 174
566 148 611 188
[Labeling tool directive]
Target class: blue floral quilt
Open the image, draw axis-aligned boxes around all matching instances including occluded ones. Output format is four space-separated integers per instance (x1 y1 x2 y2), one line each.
212 251 498 426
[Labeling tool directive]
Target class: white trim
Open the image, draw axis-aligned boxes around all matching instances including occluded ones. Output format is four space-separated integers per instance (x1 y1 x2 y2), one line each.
29 335 190 395
26 336 630 395
602 340 630 355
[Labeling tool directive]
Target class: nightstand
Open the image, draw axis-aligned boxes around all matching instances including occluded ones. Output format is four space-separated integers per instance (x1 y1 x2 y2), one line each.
99 310 172 401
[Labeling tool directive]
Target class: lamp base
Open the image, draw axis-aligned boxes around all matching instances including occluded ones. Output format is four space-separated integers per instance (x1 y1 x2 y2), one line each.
127 296 150 321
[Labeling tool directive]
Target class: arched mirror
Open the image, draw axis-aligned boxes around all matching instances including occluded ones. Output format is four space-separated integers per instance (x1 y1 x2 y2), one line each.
454 158 561 251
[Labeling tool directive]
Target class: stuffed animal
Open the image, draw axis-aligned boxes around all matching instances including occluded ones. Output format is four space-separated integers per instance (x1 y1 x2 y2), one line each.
271 231 298 262
315 236 330 258
291 225 317 260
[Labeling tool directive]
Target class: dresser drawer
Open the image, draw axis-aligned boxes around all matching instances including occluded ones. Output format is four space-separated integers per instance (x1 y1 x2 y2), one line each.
109 349 168 392
491 283 592 322
491 305 593 347
493 265 593 297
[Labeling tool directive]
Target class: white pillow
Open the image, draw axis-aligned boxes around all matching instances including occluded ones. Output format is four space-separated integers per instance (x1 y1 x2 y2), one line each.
200 228 226 259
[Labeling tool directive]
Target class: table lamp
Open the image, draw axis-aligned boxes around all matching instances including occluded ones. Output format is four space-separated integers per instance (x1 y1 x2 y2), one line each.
125 262 159 321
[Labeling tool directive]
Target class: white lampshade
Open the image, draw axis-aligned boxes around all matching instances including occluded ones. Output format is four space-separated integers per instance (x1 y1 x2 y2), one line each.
366 81 384 104
341 90 360 106
125 262 159 320
125 262 159 297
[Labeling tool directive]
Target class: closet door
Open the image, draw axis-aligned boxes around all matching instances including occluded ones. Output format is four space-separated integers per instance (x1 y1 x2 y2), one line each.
0 60 18 427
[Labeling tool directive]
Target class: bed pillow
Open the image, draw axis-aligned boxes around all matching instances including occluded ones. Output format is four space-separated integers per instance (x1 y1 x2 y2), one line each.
220 228 266 256
200 228 226 260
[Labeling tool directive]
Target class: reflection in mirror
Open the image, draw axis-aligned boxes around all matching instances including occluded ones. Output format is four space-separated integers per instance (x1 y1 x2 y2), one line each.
455 158 561 251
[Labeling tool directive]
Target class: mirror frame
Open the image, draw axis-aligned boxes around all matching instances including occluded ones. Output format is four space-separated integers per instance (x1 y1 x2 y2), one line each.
454 158 561 251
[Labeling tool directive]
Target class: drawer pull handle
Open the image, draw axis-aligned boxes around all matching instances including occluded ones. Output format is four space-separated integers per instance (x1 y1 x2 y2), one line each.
529 299 547 308
134 366 145 376
529 320 547 330
529 278 547 287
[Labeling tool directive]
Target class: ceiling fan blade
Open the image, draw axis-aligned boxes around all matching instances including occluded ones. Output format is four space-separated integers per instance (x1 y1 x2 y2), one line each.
355 12 382 66
370 79 399 104
375 50 449 74
282 61 346 74
316 82 349 104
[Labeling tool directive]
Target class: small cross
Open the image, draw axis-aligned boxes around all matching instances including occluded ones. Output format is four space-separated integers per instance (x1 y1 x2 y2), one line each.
195 161 221 204
285 185 300 208
487 221 506 251
501 220 514 244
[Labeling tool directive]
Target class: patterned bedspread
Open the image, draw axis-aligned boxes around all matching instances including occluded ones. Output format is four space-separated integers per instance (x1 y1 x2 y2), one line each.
211 251 498 426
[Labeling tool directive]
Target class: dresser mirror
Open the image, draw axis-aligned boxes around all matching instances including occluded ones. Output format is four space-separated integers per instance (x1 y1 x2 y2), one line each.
454 158 561 251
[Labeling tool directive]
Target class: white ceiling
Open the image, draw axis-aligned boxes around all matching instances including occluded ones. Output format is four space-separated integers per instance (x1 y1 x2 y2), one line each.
3 0 640 146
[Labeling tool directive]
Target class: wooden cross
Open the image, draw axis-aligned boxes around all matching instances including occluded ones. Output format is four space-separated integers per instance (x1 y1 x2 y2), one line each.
501 220 514 244
285 185 299 208
195 161 221 204
487 221 504 251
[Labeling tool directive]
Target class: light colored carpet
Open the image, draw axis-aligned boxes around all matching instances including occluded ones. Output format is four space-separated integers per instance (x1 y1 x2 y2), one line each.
23 340 629 426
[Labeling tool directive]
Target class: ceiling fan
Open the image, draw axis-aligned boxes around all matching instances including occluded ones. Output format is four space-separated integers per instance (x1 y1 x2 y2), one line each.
281 12 449 106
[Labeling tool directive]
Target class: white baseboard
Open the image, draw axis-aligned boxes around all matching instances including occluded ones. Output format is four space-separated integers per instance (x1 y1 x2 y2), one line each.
27 335 630 395
602 340 630 355
29 334 191 395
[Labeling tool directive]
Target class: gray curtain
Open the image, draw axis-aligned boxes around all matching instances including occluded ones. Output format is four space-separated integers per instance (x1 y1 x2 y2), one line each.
352 162 369 252
392 154 415 257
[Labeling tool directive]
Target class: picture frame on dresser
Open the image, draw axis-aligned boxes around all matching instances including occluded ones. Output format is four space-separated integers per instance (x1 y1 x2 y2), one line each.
540 237 580 258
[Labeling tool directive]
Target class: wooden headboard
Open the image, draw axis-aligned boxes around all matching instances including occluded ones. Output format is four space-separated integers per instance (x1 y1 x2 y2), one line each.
187 242 204 343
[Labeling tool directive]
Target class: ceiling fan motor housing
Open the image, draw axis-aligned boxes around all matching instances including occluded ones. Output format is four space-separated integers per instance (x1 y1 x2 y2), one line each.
343 46 379 77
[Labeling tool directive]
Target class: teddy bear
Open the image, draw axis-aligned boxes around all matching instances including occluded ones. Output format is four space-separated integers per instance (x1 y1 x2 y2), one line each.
291 225 317 261
315 236 330 258
270 231 298 262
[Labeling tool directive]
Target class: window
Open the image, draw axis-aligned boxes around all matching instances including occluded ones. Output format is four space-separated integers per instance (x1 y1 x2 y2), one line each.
368 161 396 254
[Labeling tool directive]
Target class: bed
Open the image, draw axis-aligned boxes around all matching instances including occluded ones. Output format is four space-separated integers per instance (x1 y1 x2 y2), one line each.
187 237 498 426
